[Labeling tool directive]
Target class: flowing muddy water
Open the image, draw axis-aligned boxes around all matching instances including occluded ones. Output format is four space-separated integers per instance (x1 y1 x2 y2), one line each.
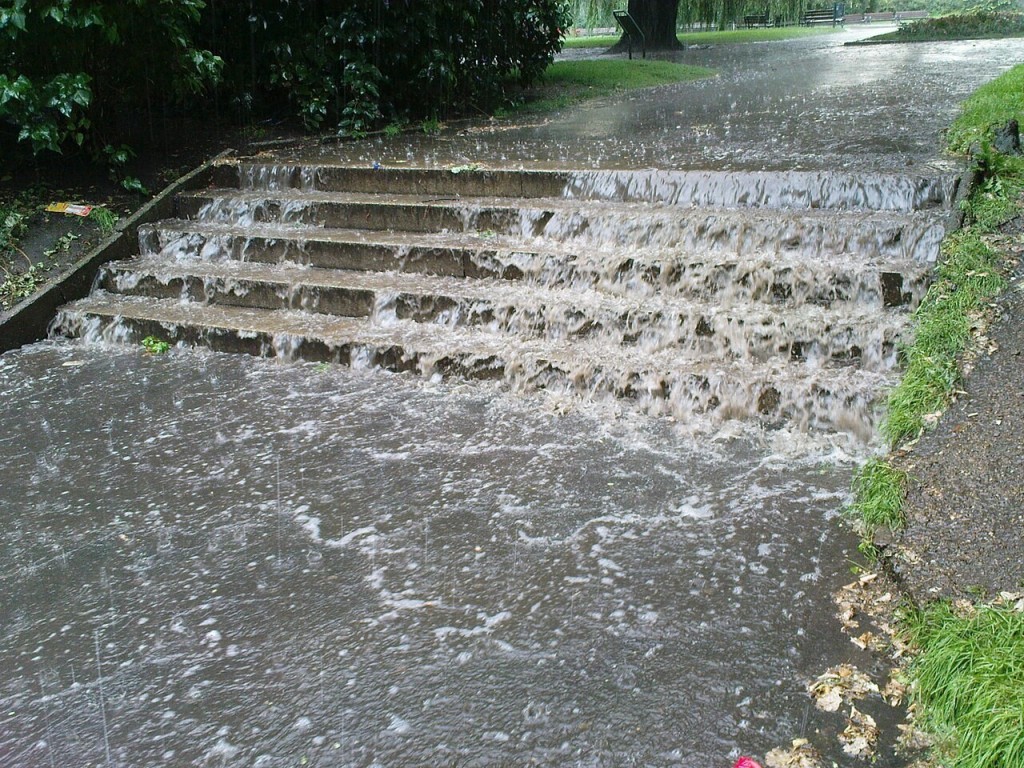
2 342 871 767
3 30 1017 768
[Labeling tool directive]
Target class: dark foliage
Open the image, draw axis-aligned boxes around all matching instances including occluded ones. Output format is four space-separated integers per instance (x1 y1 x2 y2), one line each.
0 0 222 157
203 0 568 135
0 0 568 162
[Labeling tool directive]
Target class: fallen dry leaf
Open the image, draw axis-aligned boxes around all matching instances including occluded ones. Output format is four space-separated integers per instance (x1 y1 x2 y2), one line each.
882 675 907 706
896 722 935 751
840 706 879 759
808 664 879 712
764 738 824 768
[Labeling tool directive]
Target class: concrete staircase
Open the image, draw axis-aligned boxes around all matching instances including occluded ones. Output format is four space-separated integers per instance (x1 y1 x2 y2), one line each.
53 161 957 433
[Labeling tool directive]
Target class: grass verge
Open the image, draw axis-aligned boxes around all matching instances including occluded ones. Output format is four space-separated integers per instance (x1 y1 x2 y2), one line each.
947 63 1024 158
848 62 1024 768
851 63 1024 510
510 59 715 114
881 224 1009 447
849 458 906 537
563 25 837 49
861 10 1024 44
903 601 1024 768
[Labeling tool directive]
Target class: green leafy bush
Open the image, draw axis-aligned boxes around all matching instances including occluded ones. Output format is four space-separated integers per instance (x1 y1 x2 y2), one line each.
0 0 222 158
1 0 568 159
205 0 570 137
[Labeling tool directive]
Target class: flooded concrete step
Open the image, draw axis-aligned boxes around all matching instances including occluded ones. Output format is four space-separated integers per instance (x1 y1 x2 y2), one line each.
141 220 931 308
178 189 947 263
98 258 908 370
138 220 512 279
54 293 892 434
225 161 958 212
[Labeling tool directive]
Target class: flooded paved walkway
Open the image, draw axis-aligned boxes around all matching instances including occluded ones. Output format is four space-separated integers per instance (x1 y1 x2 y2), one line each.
291 27 1022 172
1 29 1019 767
1 343 859 766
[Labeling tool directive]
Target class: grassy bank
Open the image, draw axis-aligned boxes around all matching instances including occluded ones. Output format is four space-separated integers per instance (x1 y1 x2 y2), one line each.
563 25 836 49
852 65 1024 532
904 601 1024 768
512 59 715 113
862 10 1024 43
851 63 1024 768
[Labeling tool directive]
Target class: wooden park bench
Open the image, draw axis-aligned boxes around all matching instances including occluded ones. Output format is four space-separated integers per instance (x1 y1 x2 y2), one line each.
613 10 646 59
743 14 771 28
801 3 844 26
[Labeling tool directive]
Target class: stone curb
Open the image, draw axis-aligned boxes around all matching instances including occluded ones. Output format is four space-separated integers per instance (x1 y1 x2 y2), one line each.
0 149 236 355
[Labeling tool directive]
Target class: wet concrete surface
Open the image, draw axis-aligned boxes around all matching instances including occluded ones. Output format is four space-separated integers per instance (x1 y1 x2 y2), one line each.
282 27 1022 174
895 216 1024 600
1 342 888 767
2 28 1021 767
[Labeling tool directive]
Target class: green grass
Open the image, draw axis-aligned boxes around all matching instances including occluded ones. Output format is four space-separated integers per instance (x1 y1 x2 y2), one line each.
562 34 621 49
543 59 713 89
947 63 1024 155
88 206 119 238
849 458 907 535
904 602 1024 768
512 59 715 113
865 11 1024 45
562 25 837 49
882 226 1008 447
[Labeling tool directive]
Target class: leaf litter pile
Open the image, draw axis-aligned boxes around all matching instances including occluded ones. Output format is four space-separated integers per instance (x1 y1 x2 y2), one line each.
761 571 933 767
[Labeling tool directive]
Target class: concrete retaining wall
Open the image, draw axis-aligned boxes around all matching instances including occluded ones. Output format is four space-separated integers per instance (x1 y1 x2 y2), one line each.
0 150 234 355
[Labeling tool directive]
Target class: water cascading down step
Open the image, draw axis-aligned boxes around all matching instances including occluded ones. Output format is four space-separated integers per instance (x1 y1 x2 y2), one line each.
52 161 957 436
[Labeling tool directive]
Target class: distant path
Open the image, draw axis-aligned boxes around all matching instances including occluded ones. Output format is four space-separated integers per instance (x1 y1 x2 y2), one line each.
289 30 1020 174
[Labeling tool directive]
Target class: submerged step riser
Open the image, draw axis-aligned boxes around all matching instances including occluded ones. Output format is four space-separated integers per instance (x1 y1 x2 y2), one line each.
100 264 903 369
179 195 524 236
138 226 927 309
138 226 508 279
180 194 946 264
226 163 571 200
100 270 377 318
227 163 956 213
54 306 880 437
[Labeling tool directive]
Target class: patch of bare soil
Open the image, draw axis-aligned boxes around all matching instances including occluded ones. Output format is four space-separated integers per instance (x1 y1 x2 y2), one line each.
892 212 1024 601
0 119 307 315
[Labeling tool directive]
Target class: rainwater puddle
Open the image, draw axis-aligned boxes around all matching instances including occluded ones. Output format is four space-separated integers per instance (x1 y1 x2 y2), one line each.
0 341 882 766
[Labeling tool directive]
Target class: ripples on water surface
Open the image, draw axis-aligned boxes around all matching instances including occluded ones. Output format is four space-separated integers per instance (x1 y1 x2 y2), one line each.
0 341 879 766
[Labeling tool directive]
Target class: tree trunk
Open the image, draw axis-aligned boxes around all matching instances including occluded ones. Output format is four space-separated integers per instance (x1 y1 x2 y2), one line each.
609 0 682 52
